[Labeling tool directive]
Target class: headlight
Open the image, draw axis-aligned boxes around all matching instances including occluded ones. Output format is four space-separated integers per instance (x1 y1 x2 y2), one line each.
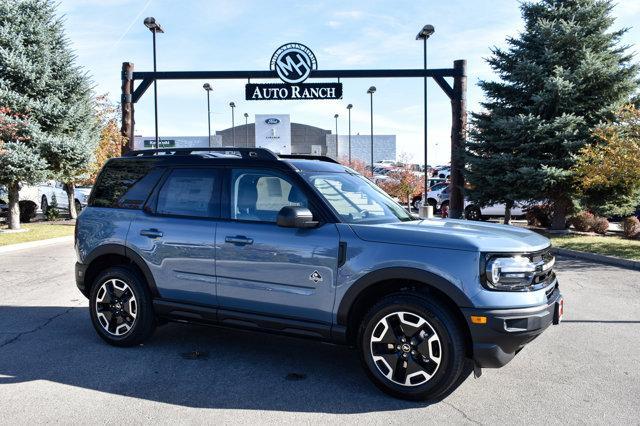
482 251 555 291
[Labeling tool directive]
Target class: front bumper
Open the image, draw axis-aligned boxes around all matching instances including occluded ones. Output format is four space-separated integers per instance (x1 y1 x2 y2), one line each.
462 285 562 368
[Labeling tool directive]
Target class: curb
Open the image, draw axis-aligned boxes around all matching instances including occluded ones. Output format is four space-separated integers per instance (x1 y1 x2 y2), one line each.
553 247 640 271
0 236 73 254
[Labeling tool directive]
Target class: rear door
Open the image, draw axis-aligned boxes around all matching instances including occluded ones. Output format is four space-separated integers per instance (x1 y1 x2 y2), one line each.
215 168 340 323
127 167 221 306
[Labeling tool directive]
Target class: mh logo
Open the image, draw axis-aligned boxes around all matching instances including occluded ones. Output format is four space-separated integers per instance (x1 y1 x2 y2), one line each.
270 43 317 84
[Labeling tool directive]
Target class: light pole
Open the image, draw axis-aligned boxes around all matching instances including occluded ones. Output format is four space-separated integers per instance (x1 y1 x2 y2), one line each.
203 83 212 147
229 102 236 147
143 17 164 149
334 114 339 159
244 112 249 147
367 86 376 177
416 24 435 216
346 104 353 164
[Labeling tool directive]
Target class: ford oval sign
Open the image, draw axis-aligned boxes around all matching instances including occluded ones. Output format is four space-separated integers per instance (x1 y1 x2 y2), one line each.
265 118 280 124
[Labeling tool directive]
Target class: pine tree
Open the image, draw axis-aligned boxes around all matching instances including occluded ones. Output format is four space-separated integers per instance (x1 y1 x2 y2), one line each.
467 0 638 229
0 0 98 223
0 109 48 229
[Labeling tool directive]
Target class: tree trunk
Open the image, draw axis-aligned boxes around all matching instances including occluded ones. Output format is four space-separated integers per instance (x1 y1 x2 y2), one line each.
550 197 570 230
504 200 513 225
66 182 77 219
8 182 20 230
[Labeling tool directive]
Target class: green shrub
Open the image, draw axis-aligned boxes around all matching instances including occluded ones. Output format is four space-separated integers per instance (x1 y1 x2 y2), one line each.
592 216 609 235
622 216 640 239
526 204 553 228
571 211 596 232
45 194 60 221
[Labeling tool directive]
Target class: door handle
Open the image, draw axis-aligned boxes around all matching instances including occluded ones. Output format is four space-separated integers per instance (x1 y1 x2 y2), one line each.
225 235 254 245
140 228 163 238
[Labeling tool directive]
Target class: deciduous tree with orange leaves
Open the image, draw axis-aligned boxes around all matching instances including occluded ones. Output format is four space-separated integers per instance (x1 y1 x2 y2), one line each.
573 105 640 216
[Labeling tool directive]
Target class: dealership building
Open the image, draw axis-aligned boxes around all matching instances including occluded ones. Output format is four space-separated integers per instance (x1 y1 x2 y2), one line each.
133 114 396 163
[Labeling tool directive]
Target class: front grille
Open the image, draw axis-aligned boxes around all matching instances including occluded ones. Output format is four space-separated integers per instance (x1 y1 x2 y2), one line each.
527 247 556 291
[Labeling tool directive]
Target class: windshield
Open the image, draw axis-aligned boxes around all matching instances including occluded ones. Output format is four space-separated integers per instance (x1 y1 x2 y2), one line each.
303 172 412 224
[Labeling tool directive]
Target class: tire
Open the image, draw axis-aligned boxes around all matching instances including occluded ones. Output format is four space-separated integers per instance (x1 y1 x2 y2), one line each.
18 200 37 223
358 293 466 401
412 197 422 210
41 196 48 215
75 200 82 214
464 205 482 221
89 266 156 347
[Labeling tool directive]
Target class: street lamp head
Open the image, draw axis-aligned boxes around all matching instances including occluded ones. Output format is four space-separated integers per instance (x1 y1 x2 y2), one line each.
203 83 212 91
347 104 353 109
244 112 249 118
334 114 339 119
416 24 435 40
144 17 164 33
229 102 235 108
367 86 376 94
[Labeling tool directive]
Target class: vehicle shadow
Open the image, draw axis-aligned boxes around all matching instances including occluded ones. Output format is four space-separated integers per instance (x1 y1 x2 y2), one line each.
0 305 472 413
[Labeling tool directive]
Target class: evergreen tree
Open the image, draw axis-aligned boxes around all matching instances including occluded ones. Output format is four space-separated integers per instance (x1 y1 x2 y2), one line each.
467 0 638 229
0 0 98 222
0 109 47 229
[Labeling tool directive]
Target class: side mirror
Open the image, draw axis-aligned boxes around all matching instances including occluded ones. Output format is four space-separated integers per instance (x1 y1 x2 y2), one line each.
276 206 318 228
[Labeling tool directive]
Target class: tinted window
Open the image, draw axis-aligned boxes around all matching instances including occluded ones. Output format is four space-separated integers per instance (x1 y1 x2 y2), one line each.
156 168 220 218
91 159 162 209
231 169 308 223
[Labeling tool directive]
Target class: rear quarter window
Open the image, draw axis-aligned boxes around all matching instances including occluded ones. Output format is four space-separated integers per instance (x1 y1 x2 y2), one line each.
90 159 164 209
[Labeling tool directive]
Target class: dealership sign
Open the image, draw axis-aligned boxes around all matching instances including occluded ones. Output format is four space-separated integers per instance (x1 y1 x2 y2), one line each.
246 43 342 101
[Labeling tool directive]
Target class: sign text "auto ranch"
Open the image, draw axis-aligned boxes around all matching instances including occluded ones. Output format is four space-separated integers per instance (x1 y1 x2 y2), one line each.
245 83 343 101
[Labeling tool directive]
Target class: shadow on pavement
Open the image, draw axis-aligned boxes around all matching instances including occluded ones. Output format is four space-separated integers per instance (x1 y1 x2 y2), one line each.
0 305 472 413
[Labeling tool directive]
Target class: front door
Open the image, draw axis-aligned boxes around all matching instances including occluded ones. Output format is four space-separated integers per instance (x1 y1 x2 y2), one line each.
127 167 221 306
216 168 339 323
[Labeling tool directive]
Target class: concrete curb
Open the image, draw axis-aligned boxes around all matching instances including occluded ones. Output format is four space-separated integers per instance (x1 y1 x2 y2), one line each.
0 236 73 254
553 247 640 271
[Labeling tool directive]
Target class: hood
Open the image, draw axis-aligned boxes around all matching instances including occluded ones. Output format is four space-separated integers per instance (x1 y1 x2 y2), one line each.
349 218 550 253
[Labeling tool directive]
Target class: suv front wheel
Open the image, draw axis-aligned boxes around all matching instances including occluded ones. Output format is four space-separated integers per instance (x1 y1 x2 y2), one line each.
358 293 466 401
89 266 156 347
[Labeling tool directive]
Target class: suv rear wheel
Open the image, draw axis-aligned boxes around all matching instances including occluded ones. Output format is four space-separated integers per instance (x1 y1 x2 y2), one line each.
89 266 156 347
358 293 466 401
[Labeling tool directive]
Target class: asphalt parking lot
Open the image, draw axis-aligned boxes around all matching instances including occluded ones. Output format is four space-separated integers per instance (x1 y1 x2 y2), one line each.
1 241 639 424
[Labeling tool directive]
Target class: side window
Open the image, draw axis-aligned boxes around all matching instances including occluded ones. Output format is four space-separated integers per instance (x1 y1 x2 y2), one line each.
91 159 162 209
156 168 221 218
231 169 308 223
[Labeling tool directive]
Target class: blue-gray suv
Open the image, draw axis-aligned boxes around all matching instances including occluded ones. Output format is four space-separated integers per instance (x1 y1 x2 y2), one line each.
75 148 563 400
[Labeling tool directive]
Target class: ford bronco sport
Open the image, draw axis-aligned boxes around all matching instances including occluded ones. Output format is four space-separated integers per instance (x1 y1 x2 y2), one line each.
75 148 563 401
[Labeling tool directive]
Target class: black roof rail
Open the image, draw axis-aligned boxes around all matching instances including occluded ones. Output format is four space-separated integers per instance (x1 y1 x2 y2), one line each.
124 147 279 161
278 154 341 164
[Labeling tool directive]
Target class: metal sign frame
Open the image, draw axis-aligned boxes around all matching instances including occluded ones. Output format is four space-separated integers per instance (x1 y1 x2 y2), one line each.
120 60 467 218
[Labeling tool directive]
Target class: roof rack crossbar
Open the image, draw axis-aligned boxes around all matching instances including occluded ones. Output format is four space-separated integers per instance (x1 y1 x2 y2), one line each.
277 154 340 164
124 147 279 160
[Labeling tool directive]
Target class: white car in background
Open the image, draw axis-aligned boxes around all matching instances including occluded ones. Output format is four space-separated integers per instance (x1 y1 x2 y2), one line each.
38 180 69 214
75 186 92 212
436 187 526 220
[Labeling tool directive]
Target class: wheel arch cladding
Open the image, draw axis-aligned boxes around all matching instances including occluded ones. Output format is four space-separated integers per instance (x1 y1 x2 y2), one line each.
83 244 159 298
338 267 473 353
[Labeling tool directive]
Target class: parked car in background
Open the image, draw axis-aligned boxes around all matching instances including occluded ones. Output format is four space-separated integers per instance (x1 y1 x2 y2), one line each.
75 186 92 213
436 189 527 220
1 182 92 222
410 180 449 210
38 180 69 214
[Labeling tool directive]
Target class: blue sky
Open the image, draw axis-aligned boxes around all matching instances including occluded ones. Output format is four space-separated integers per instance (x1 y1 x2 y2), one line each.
58 0 640 165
